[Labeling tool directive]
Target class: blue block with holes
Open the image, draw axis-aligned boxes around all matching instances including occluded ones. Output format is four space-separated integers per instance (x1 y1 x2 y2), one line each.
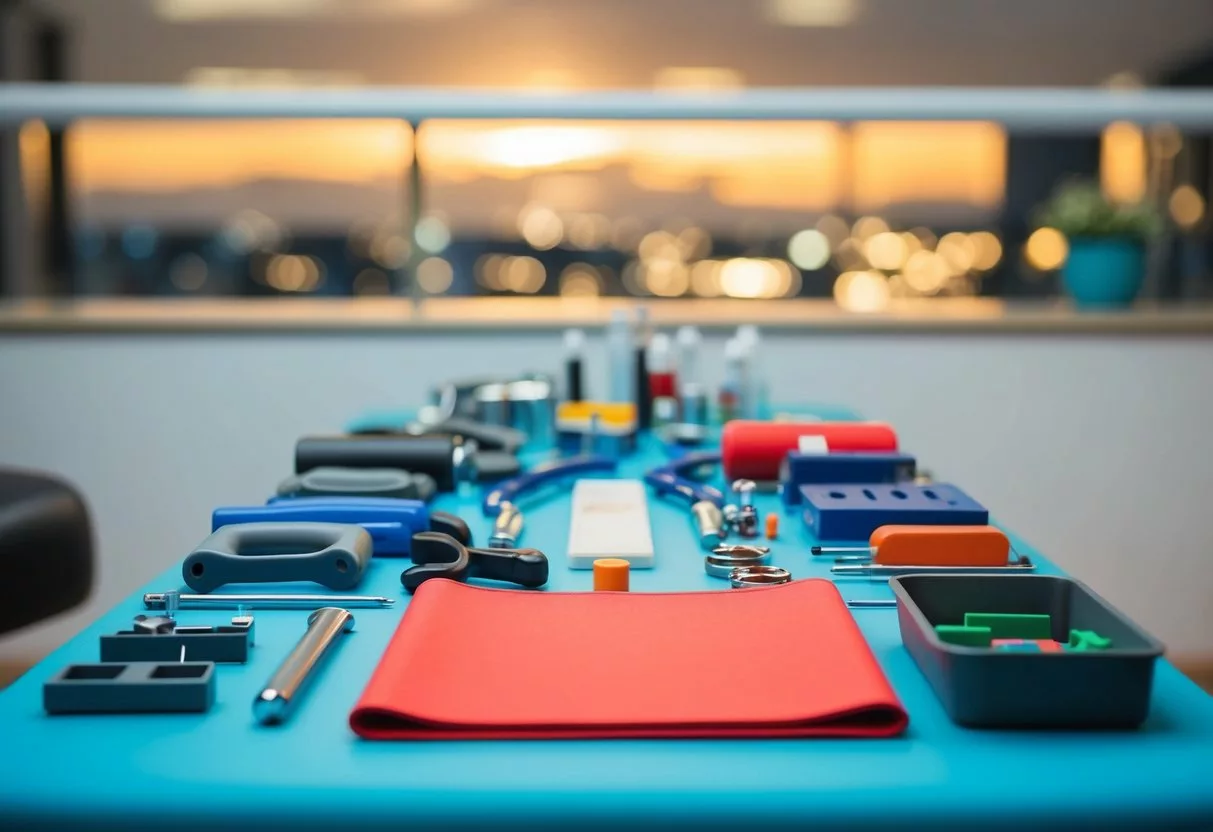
800 483 988 541
780 451 918 506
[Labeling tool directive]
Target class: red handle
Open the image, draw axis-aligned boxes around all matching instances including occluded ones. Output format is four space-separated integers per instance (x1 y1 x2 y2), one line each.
720 421 899 481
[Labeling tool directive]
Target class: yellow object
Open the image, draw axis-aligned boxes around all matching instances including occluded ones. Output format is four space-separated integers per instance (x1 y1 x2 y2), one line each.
1101 121 1147 204
593 558 631 592
556 401 638 434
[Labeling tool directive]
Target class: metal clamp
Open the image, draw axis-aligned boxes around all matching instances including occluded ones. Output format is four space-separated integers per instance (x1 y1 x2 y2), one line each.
729 565 792 588
704 547 771 579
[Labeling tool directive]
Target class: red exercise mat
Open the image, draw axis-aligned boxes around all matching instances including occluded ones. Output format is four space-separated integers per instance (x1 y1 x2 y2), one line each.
350 578 907 740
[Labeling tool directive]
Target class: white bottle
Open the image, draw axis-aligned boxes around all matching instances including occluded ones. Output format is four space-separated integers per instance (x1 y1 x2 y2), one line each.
719 337 745 423
675 325 702 397
607 308 634 404
734 325 765 419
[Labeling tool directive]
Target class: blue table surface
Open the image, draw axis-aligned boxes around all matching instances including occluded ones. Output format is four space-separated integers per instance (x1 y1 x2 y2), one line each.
4 405 1213 831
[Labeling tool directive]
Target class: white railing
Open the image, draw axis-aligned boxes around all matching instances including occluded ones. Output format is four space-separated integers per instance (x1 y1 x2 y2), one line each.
2 84 1213 129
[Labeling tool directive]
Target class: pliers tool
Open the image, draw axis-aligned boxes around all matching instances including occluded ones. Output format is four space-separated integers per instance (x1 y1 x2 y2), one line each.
643 452 725 508
481 454 617 516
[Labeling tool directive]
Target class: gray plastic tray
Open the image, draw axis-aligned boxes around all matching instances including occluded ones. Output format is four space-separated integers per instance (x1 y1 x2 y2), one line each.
890 574 1164 728
43 662 215 714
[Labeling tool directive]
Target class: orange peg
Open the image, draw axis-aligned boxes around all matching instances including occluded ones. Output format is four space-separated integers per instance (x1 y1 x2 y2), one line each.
593 558 631 592
765 513 779 540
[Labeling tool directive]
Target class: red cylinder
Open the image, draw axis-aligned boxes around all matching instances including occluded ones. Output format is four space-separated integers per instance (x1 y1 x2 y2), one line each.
720 420 899 481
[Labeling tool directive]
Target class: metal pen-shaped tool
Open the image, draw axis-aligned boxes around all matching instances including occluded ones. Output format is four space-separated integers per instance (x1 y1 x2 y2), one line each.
812 545 871 557
254 607 354 726
489 501 524 548
847 599 898 609
144 592 394 610
831 559 1035 579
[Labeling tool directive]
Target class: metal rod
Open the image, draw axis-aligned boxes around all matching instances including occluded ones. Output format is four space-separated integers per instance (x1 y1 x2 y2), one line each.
143 592 395 610
811 545 871 556
5 85 1213 130
831 562 1036 578
254 607 354 726
846 599 898 609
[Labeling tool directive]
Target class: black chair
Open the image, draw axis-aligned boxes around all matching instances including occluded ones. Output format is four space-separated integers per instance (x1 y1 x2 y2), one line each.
0 468 94 635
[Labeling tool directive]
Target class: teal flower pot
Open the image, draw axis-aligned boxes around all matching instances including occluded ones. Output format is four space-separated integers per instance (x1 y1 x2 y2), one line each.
1062 237 1146 308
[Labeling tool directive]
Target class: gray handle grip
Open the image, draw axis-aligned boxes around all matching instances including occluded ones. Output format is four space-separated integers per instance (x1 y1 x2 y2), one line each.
275 466 437 501
183 523 372 593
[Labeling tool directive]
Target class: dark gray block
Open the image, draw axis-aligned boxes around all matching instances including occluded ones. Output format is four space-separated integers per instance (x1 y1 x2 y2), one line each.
43 662 215 714
99 616 254 663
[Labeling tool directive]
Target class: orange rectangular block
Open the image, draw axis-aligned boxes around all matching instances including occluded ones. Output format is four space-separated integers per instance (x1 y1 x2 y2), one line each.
869 525 1009 567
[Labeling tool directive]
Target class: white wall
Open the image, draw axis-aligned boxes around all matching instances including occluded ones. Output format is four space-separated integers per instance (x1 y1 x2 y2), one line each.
1 329 1211 659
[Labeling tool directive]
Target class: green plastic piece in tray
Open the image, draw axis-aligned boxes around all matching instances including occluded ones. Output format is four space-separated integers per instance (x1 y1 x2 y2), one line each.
963 612 1051 639
934 625 993 647
1068 629 1113 651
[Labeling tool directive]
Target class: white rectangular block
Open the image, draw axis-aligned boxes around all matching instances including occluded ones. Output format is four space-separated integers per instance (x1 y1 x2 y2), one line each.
797 434 830 454
566 479 655 569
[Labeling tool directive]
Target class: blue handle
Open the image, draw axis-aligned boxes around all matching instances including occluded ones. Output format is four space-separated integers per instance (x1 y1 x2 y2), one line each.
481 455 617 516
644 452 725 507
213 499 429 556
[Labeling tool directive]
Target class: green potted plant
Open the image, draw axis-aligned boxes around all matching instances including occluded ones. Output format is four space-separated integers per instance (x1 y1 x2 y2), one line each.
1033 180 1163 308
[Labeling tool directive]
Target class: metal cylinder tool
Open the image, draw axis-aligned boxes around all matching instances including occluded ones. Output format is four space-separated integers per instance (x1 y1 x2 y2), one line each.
691 500 726 551
489 501 524 549
254 607 354 726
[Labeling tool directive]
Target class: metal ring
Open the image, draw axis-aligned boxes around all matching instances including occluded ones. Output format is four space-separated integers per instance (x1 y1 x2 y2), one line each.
704 551 771 579
730 565 792 588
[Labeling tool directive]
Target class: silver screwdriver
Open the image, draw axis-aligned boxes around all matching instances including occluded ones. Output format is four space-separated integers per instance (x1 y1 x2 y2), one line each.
254 607 354 726
831 560 1034 579
144 591 395 610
